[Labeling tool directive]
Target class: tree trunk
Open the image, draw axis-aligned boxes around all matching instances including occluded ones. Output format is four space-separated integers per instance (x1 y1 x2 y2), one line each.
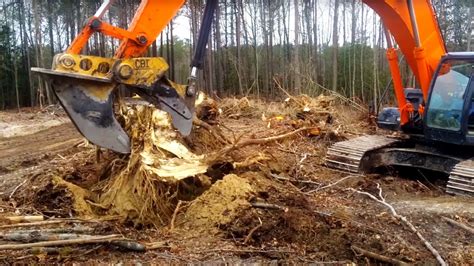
18 0 35 106
294 0 301 93
32 0 45 107
235 0 243 94
331 0 339 92
313 0 318 85
13 57 21 112
468 7 473 51
170 20 175 81
360 4 365 102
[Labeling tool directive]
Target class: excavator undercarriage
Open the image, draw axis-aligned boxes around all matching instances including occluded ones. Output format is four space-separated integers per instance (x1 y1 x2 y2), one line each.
326 135 474 196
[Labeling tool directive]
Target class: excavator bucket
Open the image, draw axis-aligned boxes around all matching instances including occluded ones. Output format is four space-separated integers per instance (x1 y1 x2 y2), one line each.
32 68 131 154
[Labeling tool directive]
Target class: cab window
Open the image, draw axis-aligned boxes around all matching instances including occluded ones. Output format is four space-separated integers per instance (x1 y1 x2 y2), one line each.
426 60 473 131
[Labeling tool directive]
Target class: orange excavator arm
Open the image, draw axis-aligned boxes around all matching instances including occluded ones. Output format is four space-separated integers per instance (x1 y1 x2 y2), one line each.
362 0 447 125
67 0 185 58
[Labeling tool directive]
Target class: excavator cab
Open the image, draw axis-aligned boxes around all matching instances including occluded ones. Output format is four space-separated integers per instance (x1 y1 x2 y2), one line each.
425 53 474 145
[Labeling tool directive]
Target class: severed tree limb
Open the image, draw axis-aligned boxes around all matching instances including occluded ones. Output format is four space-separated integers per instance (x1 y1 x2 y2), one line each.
2 232 92 242
243 217 263 245
0 234 122 250
442 216 474 234
352 245 409 266
1 231 144 252
350 184 447 266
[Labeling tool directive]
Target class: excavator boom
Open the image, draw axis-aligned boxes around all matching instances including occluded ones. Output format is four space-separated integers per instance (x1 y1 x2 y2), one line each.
363 0 447 126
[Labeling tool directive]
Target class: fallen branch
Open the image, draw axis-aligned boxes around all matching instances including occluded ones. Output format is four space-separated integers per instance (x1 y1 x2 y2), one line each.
6 226 94 235
306 175 359 194
0 234 122 250
417 170 443 193
251 202 289 212
442 216 474 234
350 184 447 266
352 245 408 265
2 232 90 242
0 219 100 229
273 78 306 108
243 217 263 245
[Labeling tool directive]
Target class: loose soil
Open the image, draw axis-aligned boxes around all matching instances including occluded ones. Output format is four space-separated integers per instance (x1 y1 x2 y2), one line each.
0 100 472 264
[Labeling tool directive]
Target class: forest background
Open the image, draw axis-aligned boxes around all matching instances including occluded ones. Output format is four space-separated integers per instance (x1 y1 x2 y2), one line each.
0 0 472 111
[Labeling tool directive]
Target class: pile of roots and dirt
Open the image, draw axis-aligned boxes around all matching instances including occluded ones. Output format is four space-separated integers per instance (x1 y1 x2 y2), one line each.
23 94 367 228
77 103 221 226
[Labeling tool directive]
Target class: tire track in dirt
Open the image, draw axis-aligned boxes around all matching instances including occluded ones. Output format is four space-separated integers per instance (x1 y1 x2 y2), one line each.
0 123 82 169
0 123 84 195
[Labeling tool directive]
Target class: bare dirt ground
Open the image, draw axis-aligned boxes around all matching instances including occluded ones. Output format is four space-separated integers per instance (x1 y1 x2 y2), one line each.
0 99 472 264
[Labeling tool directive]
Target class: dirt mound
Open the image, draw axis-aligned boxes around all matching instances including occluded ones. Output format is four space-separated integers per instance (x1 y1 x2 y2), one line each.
182 174 254 233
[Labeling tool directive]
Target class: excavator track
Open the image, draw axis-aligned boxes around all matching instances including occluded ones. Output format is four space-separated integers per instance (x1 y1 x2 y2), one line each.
447 159 474 196
327 135 474 197
325 135 400 173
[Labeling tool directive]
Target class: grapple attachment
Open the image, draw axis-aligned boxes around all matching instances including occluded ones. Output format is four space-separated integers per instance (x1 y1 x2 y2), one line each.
32 54 194 154
30 0 217 154
52 77 131 154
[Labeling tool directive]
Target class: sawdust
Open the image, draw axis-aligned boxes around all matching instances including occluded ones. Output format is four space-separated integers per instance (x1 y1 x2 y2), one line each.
182 174 254 233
